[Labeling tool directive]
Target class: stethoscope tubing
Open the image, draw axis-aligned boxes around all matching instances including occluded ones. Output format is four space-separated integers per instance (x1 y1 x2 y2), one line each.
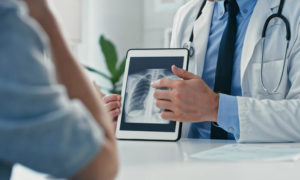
184 0 291 95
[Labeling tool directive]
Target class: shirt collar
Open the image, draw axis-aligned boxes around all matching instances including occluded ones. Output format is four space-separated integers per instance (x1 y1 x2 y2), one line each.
216 0 258 19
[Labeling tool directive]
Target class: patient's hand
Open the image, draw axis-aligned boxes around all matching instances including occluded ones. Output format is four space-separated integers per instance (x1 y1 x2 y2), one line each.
103 95 122 122
103 95 122 131
93 83 121 130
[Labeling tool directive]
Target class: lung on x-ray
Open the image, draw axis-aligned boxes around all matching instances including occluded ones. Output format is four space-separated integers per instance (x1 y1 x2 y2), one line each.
124 69 178 124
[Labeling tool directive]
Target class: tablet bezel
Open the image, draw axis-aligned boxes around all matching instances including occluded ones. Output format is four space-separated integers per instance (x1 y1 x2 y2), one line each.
116 48 189 141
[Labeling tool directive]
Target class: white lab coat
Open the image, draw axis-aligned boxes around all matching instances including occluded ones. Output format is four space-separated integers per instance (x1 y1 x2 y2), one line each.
171 0 300 142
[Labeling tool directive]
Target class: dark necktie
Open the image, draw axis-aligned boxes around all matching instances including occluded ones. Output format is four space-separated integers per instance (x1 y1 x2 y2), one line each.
211 0 239 140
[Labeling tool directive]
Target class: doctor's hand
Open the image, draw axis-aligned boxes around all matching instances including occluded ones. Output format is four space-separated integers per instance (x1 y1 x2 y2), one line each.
152 65 219 123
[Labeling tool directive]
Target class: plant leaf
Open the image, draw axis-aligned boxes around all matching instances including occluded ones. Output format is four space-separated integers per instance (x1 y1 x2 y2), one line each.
99 35 118 75
111 57 126 84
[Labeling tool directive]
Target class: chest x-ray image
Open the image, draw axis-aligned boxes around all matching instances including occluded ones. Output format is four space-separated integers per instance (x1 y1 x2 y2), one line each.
124 69 179 124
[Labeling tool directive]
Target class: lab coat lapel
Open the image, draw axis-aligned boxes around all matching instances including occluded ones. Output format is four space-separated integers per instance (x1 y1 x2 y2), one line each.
193 1 214 76
240 0 280 83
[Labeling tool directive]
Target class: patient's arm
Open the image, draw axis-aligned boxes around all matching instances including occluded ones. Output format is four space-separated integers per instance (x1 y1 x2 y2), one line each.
24 0 118 179
71 140 118 180
25 0 113 134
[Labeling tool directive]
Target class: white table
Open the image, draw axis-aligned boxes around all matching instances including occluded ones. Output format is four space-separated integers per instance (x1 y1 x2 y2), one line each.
11 139 300 180
116 139 300 180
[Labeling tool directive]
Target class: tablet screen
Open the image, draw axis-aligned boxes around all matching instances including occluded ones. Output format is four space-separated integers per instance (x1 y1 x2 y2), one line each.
120 56 184 132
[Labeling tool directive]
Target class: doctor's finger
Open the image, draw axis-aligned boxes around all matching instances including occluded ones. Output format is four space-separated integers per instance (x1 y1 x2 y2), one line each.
153 89 172 101
151 78 179 89
161 110 178 121
156 100 174 111
172 65 199 80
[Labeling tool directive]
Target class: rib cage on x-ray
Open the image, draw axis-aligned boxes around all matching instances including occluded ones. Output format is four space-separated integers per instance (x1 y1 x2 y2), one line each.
129 74 153 112
125 69 178 124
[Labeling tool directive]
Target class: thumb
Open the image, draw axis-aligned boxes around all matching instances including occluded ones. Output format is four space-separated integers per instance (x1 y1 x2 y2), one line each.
172 65 199 80
93 81 106 98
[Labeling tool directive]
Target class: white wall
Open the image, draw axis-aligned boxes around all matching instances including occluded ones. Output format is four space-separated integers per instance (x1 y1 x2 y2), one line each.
79 0 144 90
50 0 189 92
51 0 144 91
143 0 177 48
82 0 143 65
143 0 190 48
51 0 82 42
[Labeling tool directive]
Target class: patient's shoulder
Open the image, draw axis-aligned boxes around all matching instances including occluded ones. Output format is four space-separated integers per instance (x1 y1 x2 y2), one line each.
0 1 54 85
0 0 48 51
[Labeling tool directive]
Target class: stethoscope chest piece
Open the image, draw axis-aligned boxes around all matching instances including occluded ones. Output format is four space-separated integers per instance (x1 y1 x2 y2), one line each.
183 42 195 57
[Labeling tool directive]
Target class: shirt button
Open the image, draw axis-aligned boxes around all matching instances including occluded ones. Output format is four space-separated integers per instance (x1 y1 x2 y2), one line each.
243 9 248 14
229 127 234 132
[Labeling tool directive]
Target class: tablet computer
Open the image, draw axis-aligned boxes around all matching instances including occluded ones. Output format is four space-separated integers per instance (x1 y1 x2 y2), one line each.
116 49 189 141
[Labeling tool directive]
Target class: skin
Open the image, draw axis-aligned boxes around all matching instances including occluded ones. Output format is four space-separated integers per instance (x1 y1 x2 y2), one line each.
93 82 121 130
104 0 221 125
152 65 219 123
106 66 219 124
152 0 220 123
24 0 118 179
103 93 122 125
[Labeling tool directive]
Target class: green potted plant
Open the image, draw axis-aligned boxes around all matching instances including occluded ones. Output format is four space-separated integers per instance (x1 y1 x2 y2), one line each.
84 35 126 94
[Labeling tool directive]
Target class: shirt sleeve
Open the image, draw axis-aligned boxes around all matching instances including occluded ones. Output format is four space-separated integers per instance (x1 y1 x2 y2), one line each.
0 3 105 178
217 94 241 140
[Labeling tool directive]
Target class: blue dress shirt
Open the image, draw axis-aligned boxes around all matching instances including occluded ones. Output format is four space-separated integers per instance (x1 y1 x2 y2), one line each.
188 0 257 140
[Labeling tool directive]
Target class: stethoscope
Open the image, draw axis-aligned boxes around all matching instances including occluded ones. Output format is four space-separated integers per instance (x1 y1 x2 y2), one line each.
183 0 291 95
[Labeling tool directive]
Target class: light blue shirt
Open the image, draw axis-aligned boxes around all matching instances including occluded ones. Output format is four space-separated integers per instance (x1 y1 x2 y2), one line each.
188 0 257 140
0 1 104 179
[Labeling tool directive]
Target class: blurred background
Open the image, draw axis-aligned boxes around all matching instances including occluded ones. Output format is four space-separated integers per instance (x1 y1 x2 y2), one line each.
12 1 192 178
51 0 191 94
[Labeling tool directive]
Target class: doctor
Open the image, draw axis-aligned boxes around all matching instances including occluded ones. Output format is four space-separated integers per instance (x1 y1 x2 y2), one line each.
105 0 300 143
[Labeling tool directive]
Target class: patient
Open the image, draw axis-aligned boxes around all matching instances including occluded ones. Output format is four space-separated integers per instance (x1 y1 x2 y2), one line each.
0 0 118 179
